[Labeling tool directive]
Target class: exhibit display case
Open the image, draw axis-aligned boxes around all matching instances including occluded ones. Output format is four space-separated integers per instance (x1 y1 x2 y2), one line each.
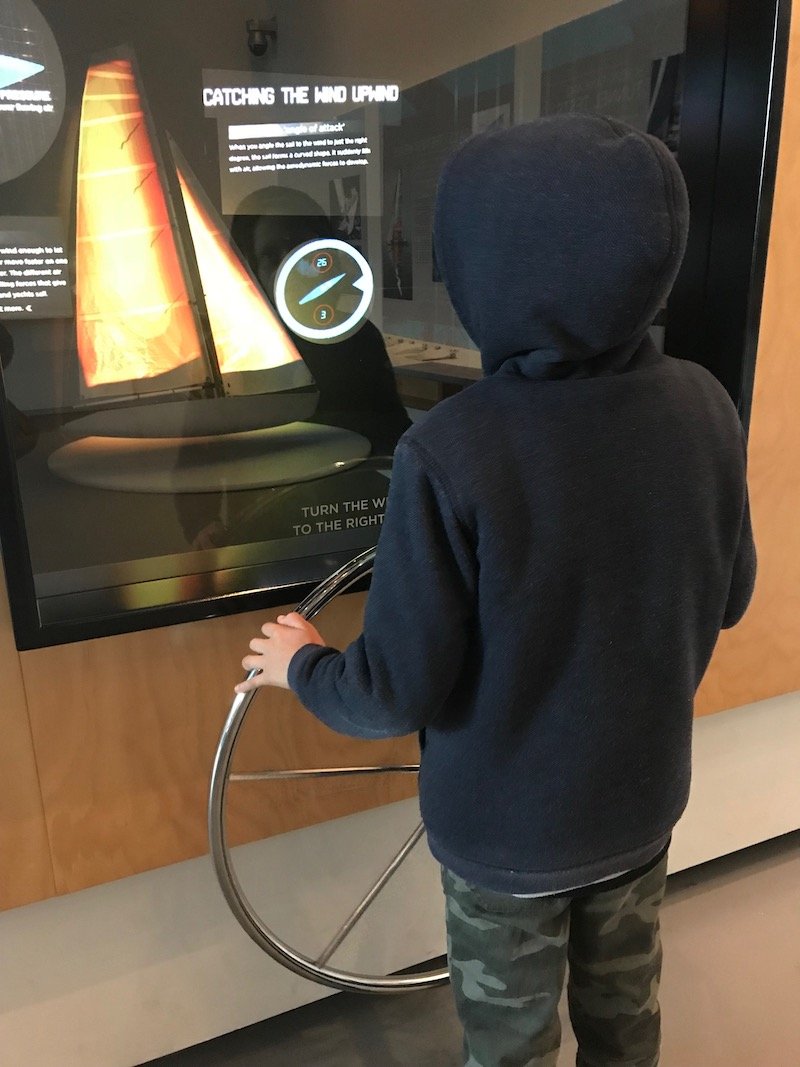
0 0 788 647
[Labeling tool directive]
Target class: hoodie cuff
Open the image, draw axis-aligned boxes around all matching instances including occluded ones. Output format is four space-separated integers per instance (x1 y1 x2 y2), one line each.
287 643 392 738
287 643 338 698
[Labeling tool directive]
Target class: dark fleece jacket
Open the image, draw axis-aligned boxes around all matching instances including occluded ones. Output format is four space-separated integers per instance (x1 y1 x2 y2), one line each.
289 115 756 893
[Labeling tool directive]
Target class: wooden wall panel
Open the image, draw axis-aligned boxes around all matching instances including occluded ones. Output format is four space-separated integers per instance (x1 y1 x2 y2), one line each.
0 569 56 909
696 5 800 716
20 592 418 895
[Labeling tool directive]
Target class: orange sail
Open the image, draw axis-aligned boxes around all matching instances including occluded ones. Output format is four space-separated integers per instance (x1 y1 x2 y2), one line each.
174 158 303 375
76 59 204 388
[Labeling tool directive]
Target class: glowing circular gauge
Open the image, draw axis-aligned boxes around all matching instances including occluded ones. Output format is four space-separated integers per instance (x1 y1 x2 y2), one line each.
274 238 374 344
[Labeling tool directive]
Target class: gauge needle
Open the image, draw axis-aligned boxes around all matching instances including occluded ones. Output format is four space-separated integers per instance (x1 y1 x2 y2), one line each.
299 272 347 305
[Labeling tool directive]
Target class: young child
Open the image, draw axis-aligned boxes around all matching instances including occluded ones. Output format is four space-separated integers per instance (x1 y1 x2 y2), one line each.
236 114 756 1067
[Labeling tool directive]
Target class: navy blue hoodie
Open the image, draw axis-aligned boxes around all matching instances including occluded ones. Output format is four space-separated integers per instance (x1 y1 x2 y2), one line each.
289 115 756 893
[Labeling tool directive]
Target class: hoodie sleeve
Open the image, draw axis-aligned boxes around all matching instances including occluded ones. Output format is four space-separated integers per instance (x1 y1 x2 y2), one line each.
721 488 757 629
287 438 476 737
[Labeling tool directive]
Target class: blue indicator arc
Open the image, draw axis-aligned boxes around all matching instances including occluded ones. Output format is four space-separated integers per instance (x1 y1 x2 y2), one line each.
0 55 45 91
298 272 347 305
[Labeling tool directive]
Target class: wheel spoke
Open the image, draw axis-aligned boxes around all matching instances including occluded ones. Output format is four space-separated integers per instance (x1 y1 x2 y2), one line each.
315 821 426 966
230 765 419 782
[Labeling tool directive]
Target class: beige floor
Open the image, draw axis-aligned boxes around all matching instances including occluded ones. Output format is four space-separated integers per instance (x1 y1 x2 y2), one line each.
149 830 800 1066
558 832 800 1066
649 831 799 1067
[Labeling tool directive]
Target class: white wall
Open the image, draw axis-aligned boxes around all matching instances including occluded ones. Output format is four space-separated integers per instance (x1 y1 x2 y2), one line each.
669 693 800 869
271 0 615 85
0 691 798 1067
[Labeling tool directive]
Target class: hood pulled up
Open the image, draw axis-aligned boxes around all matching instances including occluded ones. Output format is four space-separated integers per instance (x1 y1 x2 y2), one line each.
433 114 689 378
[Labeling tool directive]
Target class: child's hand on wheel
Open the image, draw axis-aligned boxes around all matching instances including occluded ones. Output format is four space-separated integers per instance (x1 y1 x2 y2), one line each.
235 613 325 692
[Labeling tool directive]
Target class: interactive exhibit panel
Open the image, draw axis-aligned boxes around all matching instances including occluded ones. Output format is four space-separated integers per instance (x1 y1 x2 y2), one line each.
0 0 789 648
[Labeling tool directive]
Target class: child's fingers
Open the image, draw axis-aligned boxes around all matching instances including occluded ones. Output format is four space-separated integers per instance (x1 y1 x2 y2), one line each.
277 612 307 629
234 679 261 694
235 658 265 691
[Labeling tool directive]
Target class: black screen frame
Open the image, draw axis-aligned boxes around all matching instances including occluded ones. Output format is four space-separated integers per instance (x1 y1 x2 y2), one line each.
0 0 792 649
667 0 792 430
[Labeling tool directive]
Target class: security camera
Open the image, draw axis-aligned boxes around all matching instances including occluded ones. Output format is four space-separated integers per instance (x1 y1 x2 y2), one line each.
246 17 277 58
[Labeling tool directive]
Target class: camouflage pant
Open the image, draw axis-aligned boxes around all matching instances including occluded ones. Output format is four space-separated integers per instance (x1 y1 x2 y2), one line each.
442 853 668 1067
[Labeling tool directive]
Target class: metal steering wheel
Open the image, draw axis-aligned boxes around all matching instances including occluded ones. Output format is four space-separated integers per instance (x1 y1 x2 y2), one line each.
208 547 449 994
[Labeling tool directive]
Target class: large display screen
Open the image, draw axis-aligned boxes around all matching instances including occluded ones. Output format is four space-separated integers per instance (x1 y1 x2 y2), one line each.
0 0 787 647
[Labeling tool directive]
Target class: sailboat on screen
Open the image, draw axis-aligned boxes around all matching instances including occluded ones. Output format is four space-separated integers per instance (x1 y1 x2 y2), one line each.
54 50 372 492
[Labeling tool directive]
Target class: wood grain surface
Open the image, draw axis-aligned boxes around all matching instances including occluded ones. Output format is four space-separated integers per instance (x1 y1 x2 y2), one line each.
0 568 56 908
20 592 418 895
